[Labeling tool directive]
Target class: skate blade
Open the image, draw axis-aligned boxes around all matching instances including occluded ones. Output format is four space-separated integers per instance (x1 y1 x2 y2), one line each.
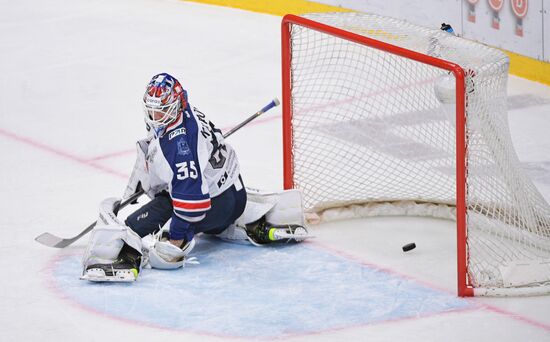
80 268 137 282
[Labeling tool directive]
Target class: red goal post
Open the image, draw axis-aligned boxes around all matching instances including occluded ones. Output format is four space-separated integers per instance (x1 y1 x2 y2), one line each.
281 13 550 297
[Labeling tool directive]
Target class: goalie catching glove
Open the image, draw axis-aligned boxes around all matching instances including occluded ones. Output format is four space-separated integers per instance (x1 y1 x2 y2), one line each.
143 227 197 270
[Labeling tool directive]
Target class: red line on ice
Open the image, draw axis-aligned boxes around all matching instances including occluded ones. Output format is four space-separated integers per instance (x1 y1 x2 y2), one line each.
87 149 134 161
85 113 282 161
307 240 550 333
0 128 128 179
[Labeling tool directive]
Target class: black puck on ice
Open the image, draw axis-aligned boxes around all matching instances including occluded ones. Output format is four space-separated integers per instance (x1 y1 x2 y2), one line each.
402 242 416 252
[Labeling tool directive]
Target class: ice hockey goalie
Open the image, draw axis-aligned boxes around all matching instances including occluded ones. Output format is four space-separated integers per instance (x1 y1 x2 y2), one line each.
81 188 310 282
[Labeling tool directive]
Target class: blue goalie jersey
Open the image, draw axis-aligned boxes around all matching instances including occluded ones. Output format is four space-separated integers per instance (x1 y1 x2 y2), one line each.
145 106 241 240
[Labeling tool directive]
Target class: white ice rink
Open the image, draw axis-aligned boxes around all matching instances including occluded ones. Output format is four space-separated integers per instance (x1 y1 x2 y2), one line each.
1 0 550 341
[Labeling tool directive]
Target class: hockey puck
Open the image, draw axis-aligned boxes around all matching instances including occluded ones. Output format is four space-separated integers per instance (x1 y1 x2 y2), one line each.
402 242 416 252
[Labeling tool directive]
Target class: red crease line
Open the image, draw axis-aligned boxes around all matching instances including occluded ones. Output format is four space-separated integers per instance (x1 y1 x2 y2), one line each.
0 128 129 179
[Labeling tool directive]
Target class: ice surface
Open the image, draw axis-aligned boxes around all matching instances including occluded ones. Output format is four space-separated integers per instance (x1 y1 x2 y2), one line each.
52 238 473 338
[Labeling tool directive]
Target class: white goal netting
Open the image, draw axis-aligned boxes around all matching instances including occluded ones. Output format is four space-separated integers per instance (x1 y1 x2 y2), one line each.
284 12 550 295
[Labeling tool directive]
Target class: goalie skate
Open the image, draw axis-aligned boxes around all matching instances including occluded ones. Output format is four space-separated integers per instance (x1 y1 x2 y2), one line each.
245 218 310 246
81 262 138 282
81 244 142 282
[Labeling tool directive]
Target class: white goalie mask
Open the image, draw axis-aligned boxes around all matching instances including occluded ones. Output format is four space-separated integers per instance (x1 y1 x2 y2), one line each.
142 73 187 135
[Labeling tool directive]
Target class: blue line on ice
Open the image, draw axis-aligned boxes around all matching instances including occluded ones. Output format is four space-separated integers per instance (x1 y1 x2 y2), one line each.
51 237 473 338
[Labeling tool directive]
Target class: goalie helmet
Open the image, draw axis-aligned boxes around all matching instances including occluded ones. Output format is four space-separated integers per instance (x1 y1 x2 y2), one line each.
143 73 188 134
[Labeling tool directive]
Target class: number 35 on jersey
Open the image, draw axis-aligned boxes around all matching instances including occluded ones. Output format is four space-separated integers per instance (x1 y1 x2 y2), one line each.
176 161 198 180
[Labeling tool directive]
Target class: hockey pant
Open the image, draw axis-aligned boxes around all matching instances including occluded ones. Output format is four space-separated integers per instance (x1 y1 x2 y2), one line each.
125 175 247 238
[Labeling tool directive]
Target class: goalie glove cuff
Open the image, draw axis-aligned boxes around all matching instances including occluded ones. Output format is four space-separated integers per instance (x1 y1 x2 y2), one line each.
148 239 196 270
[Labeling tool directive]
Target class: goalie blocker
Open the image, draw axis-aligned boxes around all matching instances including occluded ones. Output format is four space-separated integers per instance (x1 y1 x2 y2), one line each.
81 189 310 282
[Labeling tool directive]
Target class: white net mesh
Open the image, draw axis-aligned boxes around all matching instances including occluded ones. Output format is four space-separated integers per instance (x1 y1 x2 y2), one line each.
286 12 550 294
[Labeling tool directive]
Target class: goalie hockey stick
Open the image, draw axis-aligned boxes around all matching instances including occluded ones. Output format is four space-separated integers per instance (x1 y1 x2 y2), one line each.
34 189 145 248
34 98 280 248
222 98 280 138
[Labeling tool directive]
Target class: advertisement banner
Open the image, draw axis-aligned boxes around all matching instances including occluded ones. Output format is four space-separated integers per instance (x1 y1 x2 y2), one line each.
462 0 543 60
545 2 550 62
315 0 547 62
314 0 462 31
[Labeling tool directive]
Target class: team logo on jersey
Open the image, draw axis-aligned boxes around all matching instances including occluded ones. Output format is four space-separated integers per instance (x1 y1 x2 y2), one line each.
177 139 191 156
169 127 186 140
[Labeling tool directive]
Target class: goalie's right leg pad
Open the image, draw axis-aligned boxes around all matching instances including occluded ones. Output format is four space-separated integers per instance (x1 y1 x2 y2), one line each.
84 244 142 282
81 223 144 282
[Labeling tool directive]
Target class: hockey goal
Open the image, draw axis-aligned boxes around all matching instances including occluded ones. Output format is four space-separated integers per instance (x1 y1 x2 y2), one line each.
281 13 550 296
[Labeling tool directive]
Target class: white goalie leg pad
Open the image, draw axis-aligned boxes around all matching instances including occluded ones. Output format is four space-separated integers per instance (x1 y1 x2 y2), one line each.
82 225 124 268
264 189 305 226
236 194 276 225
82 199 144 281
97 197 125 226
80 224 143 282
81 225 143 282
238 188 306 226
219 188 309 245
215 224 249 242
81 223 143 271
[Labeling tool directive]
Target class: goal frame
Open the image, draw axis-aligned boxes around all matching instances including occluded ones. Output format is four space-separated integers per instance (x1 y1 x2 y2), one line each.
281 14 473 297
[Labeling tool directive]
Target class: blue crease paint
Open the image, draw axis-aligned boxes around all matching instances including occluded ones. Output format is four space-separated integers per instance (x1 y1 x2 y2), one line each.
51 237 473 338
